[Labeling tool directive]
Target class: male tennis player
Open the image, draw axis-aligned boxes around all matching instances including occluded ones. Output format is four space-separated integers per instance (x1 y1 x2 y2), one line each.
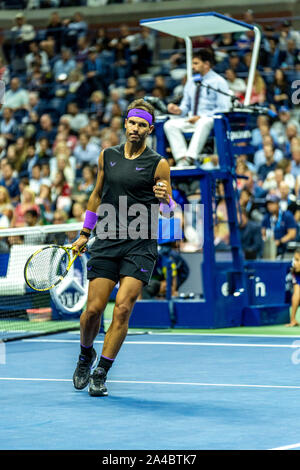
72 98 175 396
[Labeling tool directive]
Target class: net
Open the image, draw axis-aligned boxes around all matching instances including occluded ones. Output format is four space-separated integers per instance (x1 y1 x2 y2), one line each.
0 223 85 342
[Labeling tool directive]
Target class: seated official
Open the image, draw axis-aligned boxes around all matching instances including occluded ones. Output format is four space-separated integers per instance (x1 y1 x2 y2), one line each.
164 48 230 167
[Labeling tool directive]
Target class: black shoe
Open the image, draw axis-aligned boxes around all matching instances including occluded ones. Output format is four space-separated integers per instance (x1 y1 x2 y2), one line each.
89 367 108 397
73 349 97 390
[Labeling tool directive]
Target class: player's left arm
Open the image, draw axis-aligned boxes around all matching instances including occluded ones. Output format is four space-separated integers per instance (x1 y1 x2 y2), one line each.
153 158 176 212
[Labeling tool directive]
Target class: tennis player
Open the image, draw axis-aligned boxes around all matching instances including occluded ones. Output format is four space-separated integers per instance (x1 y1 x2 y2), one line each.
72 98 175 396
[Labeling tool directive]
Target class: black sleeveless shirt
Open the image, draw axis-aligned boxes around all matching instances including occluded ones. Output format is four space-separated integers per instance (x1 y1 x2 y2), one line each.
95 143 162 241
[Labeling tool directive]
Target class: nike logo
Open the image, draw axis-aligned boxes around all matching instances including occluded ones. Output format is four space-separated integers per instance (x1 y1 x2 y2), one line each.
136 167 145 171
110 161 116 167
87 266 92 271
140 268 148 273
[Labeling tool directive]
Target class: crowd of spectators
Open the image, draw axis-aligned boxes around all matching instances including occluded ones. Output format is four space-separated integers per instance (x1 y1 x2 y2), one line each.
0 8 299 260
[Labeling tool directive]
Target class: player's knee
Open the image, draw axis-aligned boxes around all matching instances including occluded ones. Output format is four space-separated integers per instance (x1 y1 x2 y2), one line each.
85 302 104 319
113 301 132 325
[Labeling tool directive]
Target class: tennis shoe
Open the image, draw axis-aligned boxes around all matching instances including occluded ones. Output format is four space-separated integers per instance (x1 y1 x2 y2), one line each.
88 367 108 397
73 348 97 390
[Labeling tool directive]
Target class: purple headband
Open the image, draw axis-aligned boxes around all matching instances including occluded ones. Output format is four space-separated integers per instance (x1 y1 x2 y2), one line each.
127 108 153 125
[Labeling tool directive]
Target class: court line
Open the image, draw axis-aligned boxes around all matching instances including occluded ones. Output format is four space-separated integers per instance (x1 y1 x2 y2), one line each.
270 442 300 450
20 338 300 348
1 377 300 389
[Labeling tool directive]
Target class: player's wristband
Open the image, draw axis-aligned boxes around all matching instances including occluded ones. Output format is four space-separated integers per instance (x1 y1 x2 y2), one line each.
160 195 176 214
83 210 98 230
80 230 91 239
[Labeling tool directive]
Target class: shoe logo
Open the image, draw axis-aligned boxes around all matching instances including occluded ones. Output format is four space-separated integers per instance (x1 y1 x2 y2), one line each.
110 161 116 167
87 266 92 271
136 167 145 171
141 268 148 273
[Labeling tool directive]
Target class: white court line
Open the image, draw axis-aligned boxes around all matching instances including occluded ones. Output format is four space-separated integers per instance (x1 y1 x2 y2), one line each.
20 339 300 348
270 442 300 450
1 376 300 389
67 331 300 339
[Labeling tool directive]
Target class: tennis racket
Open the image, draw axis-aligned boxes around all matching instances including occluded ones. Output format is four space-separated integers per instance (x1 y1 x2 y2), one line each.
24 242 89 292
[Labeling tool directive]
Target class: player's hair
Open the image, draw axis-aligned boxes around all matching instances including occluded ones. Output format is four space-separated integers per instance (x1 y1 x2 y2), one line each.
126 99 155 124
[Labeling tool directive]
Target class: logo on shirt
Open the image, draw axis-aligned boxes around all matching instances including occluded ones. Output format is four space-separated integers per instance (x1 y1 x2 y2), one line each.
110 161 117 167
136 167 145 171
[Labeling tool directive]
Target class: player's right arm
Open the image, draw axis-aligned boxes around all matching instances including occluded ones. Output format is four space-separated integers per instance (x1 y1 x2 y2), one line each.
72 151 105 251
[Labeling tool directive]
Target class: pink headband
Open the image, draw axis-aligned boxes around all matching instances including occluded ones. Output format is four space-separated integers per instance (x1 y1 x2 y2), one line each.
127 108 153 125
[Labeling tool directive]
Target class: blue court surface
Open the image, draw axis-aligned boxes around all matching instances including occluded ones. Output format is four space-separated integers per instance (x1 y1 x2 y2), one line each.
1 331 300 451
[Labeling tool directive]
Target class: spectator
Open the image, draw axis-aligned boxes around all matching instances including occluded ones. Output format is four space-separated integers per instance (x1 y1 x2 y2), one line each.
291 142 300 179
253 136 283 171
88 90 105 121
239 208 263 259
62 102 89 133
44 10 63 54
225 68 246 101
278 20 300 50
92 27 110 52
245 71 266 105
0 107 18 144
24 208 40 228
267 68 290 110
109 23 132 80
271 106 300 147
51 169 72 213
257 143 278 181
53 47 77 81
4 77 29 112
82 46 106 95
25 41 50 76
0 185 14 227
12 185 39 227
278 180 299 216
63 12 88 49
239 187 264 223
0 162 20 204
251 115 279 150
29 163 43 195
35 183 53 224
261 194 297 257
73 164 95 203
73 132 100 168
241 169 267 199
76 36 90 64
3 13 35 61
68 201 85 223
36 114 57 145
281 123 299 158
278 38 300 70
102 88 127 125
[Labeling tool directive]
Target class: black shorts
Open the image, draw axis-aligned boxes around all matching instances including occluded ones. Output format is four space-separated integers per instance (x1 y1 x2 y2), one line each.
87 238 158 285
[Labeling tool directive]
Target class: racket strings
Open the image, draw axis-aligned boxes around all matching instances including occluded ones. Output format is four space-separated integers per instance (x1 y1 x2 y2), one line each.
26 247 70 290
